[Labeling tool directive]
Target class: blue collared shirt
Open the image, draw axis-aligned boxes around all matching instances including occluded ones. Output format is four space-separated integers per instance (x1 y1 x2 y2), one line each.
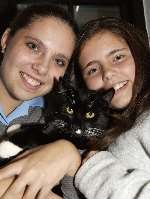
0 97 44 125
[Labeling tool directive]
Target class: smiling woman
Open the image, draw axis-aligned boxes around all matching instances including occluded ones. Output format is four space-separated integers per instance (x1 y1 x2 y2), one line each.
72 17 150 199
75 17 150 133
0 4 81 199
0 10 76 116
79 31 135 109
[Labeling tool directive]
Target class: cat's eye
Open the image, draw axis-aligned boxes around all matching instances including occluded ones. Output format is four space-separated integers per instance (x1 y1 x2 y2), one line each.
66 107 74 114
85 112 95 119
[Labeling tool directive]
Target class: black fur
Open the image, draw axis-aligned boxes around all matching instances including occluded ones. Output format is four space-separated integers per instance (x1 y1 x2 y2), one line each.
0 78 114 166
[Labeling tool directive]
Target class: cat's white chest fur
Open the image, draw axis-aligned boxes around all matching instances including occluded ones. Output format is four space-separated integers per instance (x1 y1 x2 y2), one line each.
0 141 22 158
0 124 23 158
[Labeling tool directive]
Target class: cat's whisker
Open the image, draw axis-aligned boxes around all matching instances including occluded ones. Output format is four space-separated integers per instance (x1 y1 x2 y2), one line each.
53 120 67 128
85 128 104 137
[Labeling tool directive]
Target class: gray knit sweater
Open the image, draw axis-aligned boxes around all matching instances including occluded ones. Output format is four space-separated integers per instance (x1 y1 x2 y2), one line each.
75 110 150 199
0 106 44 135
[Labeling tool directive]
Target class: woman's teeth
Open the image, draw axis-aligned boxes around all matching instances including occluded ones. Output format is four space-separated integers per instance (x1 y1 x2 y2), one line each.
113 81 128 91
22 73 41 87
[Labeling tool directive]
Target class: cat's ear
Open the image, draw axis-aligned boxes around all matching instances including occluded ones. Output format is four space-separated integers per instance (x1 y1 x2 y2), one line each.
59 67 77 92
53 78 59 88
57 76 75 94
51 76 73 93
57 77 67 93
63 61 79 89
102 88 115 103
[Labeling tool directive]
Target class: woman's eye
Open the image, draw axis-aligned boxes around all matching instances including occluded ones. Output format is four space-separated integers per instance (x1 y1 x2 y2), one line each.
113 54 125 63
84 63 101 77
86 67 98 76
27 42 39 52
55 58 66 67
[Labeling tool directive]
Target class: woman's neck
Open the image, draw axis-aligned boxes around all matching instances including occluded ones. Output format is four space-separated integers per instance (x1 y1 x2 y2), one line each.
0 83 22 116
0 96 21 116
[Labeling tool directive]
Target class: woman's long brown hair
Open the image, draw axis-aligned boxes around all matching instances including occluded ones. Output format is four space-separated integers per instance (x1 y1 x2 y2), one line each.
74 17 150 150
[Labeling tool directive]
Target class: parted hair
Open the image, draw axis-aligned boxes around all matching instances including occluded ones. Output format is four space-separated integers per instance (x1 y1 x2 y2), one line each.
9 3 78 37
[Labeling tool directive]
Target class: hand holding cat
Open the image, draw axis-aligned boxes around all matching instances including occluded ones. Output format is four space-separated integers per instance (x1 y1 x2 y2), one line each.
0 140 81 199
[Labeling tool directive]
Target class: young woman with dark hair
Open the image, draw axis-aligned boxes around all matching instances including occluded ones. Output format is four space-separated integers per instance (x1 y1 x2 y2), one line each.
0 4 81 199
73 17 150 199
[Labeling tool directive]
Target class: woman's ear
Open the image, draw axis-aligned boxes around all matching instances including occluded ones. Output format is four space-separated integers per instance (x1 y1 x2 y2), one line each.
1 28 11 53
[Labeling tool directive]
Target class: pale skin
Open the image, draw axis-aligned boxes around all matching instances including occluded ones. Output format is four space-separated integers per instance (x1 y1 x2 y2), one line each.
79 31 135 109
0 17 75 115
0 140 81 199
0 16 81 198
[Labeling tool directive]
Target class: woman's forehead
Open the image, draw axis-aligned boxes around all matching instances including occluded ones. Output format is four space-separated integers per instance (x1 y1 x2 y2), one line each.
79 31 128 62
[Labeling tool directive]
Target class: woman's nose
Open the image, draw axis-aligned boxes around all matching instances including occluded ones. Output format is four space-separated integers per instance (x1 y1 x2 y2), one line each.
32 58 50 75
102 66 115 82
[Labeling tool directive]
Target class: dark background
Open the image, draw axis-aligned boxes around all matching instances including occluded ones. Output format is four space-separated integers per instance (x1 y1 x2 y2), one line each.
0 0 146 36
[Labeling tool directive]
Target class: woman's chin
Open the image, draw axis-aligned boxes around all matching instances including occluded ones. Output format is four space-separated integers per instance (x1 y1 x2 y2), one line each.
111 97 131 110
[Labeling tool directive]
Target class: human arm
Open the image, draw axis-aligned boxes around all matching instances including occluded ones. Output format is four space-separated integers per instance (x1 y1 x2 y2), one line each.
75 111 150 199
0 139 81 199
75 151 150 199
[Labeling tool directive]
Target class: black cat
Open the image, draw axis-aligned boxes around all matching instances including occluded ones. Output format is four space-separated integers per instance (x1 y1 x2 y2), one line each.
0 79 114 166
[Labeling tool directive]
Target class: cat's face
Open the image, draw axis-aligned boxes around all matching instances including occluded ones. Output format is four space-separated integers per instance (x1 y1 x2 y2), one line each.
44 79 114 149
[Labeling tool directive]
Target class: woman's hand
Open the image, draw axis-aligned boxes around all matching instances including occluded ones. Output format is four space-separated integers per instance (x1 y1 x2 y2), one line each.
48 191 63 199
0 140 81 199
0 177 15 197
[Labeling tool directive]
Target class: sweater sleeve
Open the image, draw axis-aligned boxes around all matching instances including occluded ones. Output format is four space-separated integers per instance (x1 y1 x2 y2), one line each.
61 175 81 199
75 111 150 199
75 151 150 199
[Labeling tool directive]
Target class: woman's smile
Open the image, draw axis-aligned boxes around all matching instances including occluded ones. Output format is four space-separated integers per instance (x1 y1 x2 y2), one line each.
20 71 42 92
113 80 128 92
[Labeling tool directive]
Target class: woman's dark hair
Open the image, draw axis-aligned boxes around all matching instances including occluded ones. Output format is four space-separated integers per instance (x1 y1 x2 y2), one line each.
0 0 17 37
74 17 150 150
8 4 78 37
0 3 78 69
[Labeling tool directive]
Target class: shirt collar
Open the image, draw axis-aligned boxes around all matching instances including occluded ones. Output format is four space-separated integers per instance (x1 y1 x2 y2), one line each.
0 97 44 125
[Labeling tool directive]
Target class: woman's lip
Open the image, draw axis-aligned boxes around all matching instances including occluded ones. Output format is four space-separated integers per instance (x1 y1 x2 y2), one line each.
20 72 43 92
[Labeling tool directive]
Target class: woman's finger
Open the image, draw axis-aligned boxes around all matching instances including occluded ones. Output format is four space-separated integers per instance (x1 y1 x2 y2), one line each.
36 185 50 199
0 172 29 197
22 180 41 199
0 161 24 180
47 191 63 199
0 177 15 197
1 184 25 199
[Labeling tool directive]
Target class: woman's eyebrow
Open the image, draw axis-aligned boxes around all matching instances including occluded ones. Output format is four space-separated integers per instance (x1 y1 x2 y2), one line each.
82 60 100 71
24 36 45 48
107 48 127 56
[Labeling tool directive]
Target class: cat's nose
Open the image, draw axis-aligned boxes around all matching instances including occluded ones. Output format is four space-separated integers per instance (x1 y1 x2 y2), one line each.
75 129 82 135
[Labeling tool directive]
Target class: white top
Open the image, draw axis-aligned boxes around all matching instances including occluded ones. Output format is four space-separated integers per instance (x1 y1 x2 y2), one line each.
75 110 150 199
